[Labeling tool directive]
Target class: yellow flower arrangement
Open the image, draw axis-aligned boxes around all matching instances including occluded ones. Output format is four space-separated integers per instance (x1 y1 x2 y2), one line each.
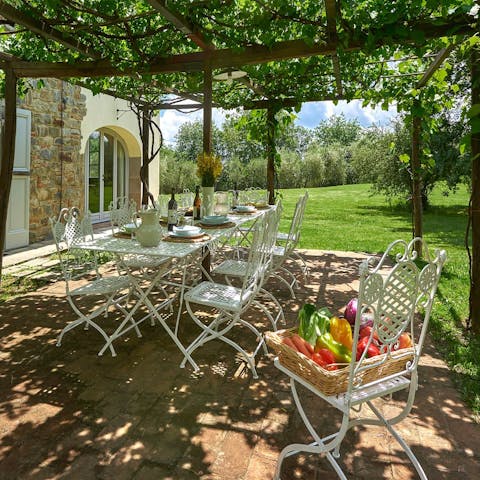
197 152 222 187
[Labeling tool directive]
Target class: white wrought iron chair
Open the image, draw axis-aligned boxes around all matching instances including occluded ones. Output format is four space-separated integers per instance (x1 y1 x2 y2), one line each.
50 207 136 356
211 204 285 331
272 238 447 479
274 192 308 290
180 208 279 378
270 191 309 298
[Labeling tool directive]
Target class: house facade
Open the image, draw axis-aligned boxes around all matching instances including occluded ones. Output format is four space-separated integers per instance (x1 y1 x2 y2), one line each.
4 79 159 250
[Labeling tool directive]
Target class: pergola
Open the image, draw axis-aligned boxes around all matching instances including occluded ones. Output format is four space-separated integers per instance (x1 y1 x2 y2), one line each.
0 1 478 329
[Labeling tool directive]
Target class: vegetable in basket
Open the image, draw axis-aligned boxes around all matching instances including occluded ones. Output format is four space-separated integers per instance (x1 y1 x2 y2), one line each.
356 336 380 360
315 333 352 363
298 304 332 346
329 316 353 350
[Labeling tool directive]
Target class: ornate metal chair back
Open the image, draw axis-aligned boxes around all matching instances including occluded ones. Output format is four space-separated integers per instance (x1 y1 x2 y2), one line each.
347 237 447 400
50 207 98 286
284 191 308 256
108 196 137 232
242 207 280 300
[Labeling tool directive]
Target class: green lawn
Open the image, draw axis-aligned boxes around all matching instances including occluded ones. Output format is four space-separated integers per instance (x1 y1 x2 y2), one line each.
279 184 479 418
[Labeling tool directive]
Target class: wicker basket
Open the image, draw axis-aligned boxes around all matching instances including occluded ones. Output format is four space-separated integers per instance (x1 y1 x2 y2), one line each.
265 328 415 396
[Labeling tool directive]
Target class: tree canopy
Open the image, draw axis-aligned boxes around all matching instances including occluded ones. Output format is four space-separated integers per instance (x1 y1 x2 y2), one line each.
0 0 477 114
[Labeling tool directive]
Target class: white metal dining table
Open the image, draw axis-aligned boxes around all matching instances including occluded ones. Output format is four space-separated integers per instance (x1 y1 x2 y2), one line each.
73 207 273 366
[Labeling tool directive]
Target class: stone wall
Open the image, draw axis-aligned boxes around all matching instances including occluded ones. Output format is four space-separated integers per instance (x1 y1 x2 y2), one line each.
17 79 87 243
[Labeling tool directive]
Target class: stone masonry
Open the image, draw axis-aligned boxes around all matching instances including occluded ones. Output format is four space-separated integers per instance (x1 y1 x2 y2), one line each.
15 78 87 243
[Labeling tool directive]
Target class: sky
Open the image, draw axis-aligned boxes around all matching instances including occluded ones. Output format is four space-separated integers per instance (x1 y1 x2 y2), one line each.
159 100 398 146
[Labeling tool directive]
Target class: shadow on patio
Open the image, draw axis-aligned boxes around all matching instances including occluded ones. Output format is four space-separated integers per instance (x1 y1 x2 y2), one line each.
0 251 478 479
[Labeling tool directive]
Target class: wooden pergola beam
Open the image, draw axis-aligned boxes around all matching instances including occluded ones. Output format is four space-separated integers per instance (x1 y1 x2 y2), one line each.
147 0 212 51
0 1 102 60
4 19 473 79
324 0 343 97
155 102 203 110
148 0 267 97
417 44 456 88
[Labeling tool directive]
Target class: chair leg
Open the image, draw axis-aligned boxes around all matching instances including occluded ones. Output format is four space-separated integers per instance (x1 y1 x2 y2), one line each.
181 304 261 378
292 250 309 283
271 271 296 299
274 378 351 479
366 398 428 480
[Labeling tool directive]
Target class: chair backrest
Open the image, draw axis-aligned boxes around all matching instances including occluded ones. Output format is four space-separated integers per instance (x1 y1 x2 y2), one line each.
50 207 98 285
284 191 308 255
108 196 137 232
241 206 281 301
346 238 447 400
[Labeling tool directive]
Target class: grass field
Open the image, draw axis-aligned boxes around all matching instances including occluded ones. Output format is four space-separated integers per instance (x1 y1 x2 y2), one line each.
279 183 479 418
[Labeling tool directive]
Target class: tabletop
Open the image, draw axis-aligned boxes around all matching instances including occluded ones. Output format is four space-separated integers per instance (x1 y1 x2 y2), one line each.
74 208 273 258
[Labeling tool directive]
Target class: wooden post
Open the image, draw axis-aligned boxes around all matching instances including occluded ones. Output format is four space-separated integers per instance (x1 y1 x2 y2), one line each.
411 101 423 257
470 46 480 334
0 68 17 284
203 59 212 155
266 107 275 205
202 59 213 277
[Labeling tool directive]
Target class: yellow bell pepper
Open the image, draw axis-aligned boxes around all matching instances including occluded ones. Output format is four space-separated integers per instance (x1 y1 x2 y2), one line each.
329 316 353 350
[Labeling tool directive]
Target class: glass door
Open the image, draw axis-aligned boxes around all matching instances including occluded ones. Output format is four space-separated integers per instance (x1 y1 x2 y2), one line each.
87 130 128 222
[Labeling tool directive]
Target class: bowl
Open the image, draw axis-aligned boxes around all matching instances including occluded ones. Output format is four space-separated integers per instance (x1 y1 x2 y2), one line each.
235 205 256 212
202 215 228 225
172 225 202 237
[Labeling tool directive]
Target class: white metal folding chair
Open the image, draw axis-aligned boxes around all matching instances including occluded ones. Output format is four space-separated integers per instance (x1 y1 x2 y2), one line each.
180 209 279 378
271 191 309 298
272 238 446 479
50 207 136 356
211 204 285 330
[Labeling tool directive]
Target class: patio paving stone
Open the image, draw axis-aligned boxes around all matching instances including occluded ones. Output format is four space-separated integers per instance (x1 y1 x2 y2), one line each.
1 250 479 479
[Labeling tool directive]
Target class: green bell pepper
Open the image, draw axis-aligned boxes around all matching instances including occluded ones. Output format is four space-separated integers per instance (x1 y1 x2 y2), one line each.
316 332 352 363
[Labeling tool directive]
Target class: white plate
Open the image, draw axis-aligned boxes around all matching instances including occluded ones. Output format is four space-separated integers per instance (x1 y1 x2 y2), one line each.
235 205 256 212
172 225 202 237
202 215 228 225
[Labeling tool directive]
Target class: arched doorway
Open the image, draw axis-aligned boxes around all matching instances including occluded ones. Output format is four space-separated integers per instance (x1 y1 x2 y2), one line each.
85 129 129 222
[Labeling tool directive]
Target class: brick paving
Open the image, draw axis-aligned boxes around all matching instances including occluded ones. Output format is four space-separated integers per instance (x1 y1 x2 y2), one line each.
1 250 479 480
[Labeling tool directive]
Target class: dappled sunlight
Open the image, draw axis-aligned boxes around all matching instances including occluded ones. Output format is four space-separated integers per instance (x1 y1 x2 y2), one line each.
0 251 478 478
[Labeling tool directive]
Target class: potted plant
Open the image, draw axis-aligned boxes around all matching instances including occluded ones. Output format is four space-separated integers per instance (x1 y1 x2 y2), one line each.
197 152 222 216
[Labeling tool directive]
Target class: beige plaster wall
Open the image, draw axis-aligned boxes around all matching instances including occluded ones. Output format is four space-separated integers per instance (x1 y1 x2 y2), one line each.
81 89 160 203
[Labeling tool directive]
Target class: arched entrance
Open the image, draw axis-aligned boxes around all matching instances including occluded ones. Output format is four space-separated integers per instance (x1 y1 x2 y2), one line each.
85 128 129 222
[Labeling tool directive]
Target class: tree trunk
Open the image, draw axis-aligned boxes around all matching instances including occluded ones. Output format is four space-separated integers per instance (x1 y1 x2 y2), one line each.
266 107 275 205
411 102 423 257
141 110 150 206
470 46 480 334
0 69 17 285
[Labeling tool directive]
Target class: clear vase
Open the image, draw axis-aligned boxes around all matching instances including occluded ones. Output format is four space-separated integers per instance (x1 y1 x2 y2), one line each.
202 186 215 217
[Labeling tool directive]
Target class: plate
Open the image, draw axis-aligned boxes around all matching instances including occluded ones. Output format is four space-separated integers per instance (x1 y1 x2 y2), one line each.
235 205 256 213
122 222 138 233
202 215 229 225
172 225 202 237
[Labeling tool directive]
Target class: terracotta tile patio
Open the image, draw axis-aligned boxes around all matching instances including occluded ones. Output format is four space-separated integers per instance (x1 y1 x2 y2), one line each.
0 251 479 479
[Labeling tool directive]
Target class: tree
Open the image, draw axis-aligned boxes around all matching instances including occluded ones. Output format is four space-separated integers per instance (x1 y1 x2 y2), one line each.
218 112 264 163
175 120 222 162
371 112 470 207
159 147 197 194
313 114 361 147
